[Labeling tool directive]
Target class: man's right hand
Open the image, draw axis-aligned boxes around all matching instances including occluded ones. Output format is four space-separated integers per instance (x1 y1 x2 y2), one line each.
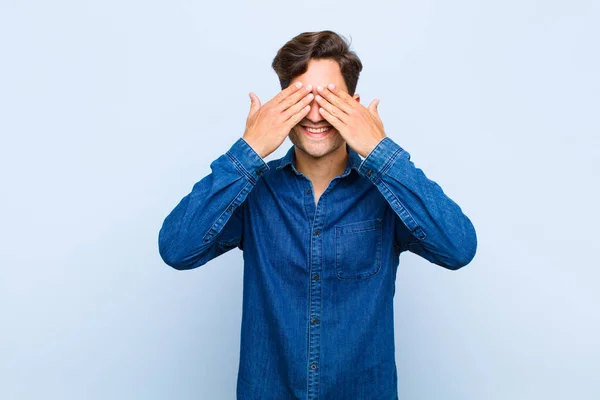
242 82 314 159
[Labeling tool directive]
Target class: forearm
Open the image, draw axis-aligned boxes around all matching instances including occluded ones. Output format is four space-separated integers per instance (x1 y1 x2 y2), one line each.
158 138 268 269
358 137 477 269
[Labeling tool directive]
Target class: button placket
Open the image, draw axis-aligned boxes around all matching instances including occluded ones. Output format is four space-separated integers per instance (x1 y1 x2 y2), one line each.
307 183 324 399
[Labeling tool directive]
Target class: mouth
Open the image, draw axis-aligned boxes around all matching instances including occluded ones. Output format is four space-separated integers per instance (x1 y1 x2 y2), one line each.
300 125 333 138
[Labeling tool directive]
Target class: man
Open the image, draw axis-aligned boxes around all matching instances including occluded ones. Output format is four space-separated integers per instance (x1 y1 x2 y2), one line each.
158 30 477 400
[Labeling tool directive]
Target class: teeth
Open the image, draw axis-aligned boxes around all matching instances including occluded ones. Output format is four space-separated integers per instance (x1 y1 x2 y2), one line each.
305 127 330 133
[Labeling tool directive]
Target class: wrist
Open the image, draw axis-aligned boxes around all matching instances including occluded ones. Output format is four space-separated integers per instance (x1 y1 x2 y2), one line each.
241 136 267 159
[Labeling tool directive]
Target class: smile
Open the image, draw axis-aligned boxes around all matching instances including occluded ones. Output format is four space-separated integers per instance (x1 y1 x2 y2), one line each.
301 126 333 137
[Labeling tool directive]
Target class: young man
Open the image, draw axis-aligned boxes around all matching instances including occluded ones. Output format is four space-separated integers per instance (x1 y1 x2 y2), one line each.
159 30 477 400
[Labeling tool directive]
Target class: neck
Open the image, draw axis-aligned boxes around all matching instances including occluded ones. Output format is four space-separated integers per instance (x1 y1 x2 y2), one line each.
294 144 349 189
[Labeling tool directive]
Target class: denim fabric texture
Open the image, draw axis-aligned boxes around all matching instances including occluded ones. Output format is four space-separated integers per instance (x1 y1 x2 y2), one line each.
158 136 477 399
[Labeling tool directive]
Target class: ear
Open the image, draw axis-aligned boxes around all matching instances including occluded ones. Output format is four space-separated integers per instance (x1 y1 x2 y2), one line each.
352 93 360 103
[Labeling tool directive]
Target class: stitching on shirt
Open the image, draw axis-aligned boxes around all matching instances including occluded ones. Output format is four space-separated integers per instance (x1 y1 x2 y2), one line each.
379 180 426 240
226 151 256 185
372 147 403 184
307 191 318 394
336 218 381 234
380 147 404 176
334 219 383 280
202 182 251 243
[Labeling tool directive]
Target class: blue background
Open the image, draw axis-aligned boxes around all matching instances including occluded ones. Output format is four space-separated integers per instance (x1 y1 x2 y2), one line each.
1 0 598 399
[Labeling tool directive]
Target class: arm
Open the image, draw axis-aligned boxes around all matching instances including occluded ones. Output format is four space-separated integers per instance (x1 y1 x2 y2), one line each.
309 84 476 269
159 81 315 270
158 138 268 270
357 137 477 270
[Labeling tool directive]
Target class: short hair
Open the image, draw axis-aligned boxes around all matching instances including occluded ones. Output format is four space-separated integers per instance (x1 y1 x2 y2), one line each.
271 30 363 95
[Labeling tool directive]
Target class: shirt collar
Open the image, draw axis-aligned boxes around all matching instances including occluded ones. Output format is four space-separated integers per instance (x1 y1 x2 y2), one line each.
275 143 363 177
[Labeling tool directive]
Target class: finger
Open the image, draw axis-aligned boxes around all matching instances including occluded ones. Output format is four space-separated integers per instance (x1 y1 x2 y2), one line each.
279 84 313 112
368 98 379 115
315 94 348 124
318 106 344 131
285 103 312 130
248 92 261 117
273 81 304 105
317 84 354 114
282 91 314 121
327 83 355 102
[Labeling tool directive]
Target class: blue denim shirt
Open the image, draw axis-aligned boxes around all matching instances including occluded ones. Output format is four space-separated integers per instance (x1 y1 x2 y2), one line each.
158 136 477 399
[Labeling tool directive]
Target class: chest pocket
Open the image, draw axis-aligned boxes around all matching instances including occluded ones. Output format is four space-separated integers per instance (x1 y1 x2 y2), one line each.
335 218 383 280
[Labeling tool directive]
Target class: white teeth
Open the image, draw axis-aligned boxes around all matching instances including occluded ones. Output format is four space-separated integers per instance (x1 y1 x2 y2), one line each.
305 127 330 133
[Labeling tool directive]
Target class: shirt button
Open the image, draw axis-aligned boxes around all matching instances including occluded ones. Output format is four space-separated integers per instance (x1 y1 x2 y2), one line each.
315 229 321 236
367 170 373 176
306 189 311 194
311 363 317 370
312 318 318 325
227 206 233 212
257 170 262 175
313 274 319 280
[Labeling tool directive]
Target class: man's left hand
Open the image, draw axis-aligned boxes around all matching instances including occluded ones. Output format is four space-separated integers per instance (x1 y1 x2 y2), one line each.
315 83 386 158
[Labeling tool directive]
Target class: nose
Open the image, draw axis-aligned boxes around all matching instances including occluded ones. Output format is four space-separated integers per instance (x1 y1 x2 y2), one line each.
305 87 326 124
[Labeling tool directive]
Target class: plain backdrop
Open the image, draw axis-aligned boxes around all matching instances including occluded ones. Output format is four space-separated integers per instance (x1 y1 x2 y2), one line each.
1 1 599 399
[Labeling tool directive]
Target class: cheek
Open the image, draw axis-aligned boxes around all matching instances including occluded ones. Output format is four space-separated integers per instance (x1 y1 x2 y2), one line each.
289 127 302 138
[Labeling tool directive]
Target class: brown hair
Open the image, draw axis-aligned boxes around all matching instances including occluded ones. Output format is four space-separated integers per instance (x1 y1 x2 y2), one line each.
271 31 363 95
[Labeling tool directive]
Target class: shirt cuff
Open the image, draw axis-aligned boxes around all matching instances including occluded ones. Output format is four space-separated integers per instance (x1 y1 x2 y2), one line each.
226 137 270 184
357 137 405 182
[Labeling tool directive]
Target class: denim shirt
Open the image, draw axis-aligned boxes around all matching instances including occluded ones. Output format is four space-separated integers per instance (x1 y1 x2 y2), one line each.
158 136 477 400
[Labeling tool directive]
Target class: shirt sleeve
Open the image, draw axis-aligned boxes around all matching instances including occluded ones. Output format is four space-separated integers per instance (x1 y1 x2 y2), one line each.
158 137 269 270
357 136 477 270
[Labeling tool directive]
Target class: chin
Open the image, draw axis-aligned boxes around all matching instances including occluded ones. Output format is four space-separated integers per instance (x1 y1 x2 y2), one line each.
289 127 345 159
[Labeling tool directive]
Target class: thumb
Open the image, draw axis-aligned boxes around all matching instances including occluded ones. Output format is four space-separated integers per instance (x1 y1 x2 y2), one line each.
248 92 261 117
368 98 380 115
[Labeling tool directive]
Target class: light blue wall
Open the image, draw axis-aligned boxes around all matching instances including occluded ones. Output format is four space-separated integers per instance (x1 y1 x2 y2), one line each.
1 1 598 399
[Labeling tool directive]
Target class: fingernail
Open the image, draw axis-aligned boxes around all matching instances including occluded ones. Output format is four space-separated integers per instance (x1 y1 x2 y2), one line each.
317 85 323 91
296 82 303 88
328 84 335 90
306 84 313 91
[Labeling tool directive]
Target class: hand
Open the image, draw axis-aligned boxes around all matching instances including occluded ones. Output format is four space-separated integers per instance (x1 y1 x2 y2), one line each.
315 84 386 158
243 82 314 159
